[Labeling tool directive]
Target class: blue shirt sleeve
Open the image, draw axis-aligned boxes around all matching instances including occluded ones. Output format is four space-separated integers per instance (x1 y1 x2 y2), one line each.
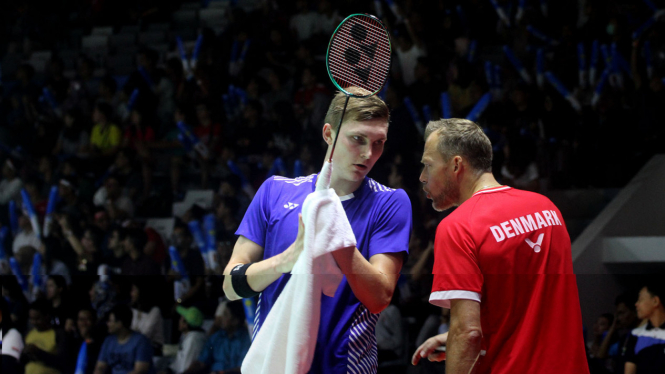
97 336 112 363
235 177 274 247
197 334 214 365
368 189 412 258
134 333 154 363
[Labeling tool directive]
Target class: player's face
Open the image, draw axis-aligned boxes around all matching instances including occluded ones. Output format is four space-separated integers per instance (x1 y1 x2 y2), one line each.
327 118 388 183
420 132 460 212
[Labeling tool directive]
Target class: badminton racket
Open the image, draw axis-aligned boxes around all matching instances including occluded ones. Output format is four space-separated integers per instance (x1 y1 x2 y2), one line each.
326 13 392 162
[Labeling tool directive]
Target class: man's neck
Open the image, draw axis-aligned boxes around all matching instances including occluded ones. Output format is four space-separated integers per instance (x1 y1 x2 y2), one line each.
459 172 502 205
329 174 363 197
650 310 665 328
116 328 132 342
129 250 141 261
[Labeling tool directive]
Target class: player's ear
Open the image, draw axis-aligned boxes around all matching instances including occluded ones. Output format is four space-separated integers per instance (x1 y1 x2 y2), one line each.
323 123 334 145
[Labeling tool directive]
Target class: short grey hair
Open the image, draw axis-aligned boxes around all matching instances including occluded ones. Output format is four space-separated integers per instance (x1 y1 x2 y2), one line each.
424 118 493 172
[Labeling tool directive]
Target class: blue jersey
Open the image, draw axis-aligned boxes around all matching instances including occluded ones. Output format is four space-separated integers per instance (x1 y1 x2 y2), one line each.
236 174 411 373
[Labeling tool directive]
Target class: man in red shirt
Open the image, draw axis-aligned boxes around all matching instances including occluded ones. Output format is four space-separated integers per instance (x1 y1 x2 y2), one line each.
411 118 589 374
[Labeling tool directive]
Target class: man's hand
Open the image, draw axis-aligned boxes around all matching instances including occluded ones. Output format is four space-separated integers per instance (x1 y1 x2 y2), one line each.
412 333 449 365
274 214 305 274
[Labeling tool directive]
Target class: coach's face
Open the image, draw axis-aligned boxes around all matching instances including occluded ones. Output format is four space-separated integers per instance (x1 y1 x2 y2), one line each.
325 119 388 183
420 132 460 212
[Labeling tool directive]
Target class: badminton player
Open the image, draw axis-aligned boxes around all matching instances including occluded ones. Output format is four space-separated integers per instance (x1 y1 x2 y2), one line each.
223 87 411 373
412 119 589 374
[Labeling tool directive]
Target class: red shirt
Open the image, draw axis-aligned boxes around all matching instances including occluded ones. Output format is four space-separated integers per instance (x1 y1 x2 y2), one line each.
430 186 589 374
123 126 155 148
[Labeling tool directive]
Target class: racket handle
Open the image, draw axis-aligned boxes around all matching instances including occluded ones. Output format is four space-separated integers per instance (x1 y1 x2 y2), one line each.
329 95 350 162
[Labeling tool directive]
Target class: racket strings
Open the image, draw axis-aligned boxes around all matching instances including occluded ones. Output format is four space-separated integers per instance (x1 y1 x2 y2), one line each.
328 15 391 94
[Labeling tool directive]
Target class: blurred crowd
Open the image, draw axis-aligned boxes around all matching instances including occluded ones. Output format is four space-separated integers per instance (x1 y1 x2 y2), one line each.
1 0 665 373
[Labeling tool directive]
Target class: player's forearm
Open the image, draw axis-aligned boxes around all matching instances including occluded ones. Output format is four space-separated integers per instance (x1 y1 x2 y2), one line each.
223 251 286 300
333 247 397 314
446 328 482 374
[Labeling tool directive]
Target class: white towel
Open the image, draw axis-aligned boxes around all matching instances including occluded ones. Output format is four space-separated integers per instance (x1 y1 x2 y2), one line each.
241 162 356 374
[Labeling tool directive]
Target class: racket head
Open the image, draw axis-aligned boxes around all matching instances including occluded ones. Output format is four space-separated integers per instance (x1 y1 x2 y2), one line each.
326 14 392 98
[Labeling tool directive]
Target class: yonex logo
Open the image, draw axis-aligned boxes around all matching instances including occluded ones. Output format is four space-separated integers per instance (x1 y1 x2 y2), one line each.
525 233 545 253
283 202 299 210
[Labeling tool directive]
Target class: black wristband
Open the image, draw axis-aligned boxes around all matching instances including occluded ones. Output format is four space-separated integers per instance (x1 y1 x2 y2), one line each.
230 263 260 298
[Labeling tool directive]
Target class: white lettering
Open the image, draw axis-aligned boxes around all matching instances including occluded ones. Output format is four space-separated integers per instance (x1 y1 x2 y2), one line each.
520 215 537 232
550 210 562 226
510 219 525 235
534 212 548 228
500 221 515 238
490 225 506 242
542 210 555 226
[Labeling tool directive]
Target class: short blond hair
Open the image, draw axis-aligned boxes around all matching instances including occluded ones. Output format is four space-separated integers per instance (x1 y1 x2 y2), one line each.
324 87 390 131
424 118 493 172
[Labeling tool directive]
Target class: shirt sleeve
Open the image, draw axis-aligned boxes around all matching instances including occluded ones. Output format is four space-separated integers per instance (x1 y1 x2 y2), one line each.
1 329 24 359
135 334 154 363
97 336 111 363
197 336 213 365
430 217 483 309
235 177 274 247
182 334 206 371
368 189 412 258
623 332 637 364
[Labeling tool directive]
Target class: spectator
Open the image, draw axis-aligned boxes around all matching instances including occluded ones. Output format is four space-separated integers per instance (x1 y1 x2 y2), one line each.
56 178 85 223
393 20 427 86
103 226 127 270
94 304 155 374
167 224 205 307
121 228 160 276
40 239 73 285
88 102 122 159
0 158 22 205
89 279 118 324
183 300 250 374
53 109 90 157
588 313 614 359
315 0 341 36
596 293 640 373
624 281 665 374
2 296 25 374
107 149 143 203
214 197 240 242
93 175 135 220
143 225 167 268
289 0 319 42
97 76 123 120
22 299 69 374
45 275 76 331
93 209 113 257
58 215 102 276
72 307 106 374
161 306 206 374
12 214 43 255
130 280 164 352
122 110 155 198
